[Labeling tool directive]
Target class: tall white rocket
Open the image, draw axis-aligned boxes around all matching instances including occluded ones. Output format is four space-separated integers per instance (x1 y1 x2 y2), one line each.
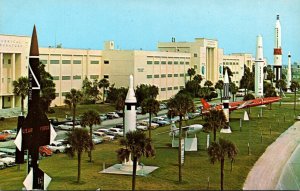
124 75 137 135
273 15 282 81
287 52 292 92
221 69 231 133
255 35 264 97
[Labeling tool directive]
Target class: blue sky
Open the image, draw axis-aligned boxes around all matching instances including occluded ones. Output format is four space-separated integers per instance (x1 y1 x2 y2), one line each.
1 0 299 64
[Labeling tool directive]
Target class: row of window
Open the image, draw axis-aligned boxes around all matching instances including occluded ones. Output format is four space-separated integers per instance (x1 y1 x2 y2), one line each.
147 73 185 79
52 75 99 80
41 60 100 65
223 62 239 66
160 86 184 91
147 61 190 65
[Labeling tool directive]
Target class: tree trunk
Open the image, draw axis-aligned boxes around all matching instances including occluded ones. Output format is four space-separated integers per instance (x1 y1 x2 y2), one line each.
178 116 183 182
221 158 224 191
77 152 81 183
279 88 282 106
148 113 152 139
72 105 76 130
89 125 93 162
132 156 138 191
213 129 216 142
21 96 24 116
103 88 105 103
220 89 223 103
294 91 296 111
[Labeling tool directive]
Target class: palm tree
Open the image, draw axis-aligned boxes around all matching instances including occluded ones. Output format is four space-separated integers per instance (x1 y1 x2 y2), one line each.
98 78 110 103
208 138 238 191
80 110 101 162
229 82 238 102
203 109 227 142
204 80 213 88
276 79 287 106
290 80 300 111
215 80 224 102
64 89 83 130
167 92 195 182
66 128 91 183
12 77 28 115
115 87 128 127
187 68 196 81
141 98 160 138
117 131 155 191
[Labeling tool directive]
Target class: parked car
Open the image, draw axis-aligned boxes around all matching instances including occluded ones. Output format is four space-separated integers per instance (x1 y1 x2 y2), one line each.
39 146 53 157
92 135 103 144
296 114 300 121
108 128 124 137
0 161 5 169
152 117 170 126
115 110 124 117
138 120 159 129
57 122 82 131
99 114 108 121
0 132 15 141
93 131 115 141
159 103 167 110
0 152 15 167
136 107 142 114
97 128 110 134
136 123 148 131
47 141 69 153
2 130 16 135
106 112 120 119
115 124 124 129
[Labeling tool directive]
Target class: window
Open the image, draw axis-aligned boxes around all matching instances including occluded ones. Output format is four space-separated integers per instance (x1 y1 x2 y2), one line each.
40 60 47 65
174 86 178 90
154 74 159 78
168 74 172 77
154 61 159 65
194 53 198 57
167 87 172 90
161 74 166 78
62 76 71 80
73 75 81 80
91 60 99 64
161 88 166 91
104 75 109 79
104 60 109 64
147 61 152 65
180 61 184 65
90 75 99 79
174 61 178 65
174 74 178 77
194 65 198 69
185 61 189 65
62 92 68 96
8 59 11 64
180 86 184 90
62 60 71 64
180 73 184 77
161 61 166 65
73 60 81 64
168 61 172 65
55 93 59 97
50 60 59 64
147 75 152 79
52 76 59 80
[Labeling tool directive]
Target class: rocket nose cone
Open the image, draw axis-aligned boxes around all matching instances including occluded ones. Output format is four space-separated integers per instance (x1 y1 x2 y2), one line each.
30 25 39 56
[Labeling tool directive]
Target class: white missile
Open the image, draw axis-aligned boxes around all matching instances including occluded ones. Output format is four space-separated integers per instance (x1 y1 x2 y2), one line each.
124 75 137 135
255 35 264 97
274 15 282 81
220 69 232 133
287 52 292 92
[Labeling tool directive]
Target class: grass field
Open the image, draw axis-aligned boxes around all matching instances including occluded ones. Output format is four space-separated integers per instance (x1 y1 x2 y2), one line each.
0 101 298 190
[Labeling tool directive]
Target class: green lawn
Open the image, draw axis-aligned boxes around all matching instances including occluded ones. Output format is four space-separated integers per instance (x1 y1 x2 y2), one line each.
0 102 298 190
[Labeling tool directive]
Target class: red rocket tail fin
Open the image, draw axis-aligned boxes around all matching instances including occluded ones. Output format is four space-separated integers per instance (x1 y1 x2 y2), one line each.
201 98 211 109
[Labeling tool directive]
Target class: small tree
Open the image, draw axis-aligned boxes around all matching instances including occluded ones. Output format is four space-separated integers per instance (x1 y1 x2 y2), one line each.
203 109 227 142
290 80 300 111
141 98 160 138
229 82 238 102
208 138 238 191
98 78 110 103
187 68 196 81
64 89 83 130
66 128 91 183
13 77 28 115
215 80 224 102
167 92 195 182
276 79 287 106
117 131 155 191
135 84 159 106
115 87 128 127
204 80 213 88
80 110 101 162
